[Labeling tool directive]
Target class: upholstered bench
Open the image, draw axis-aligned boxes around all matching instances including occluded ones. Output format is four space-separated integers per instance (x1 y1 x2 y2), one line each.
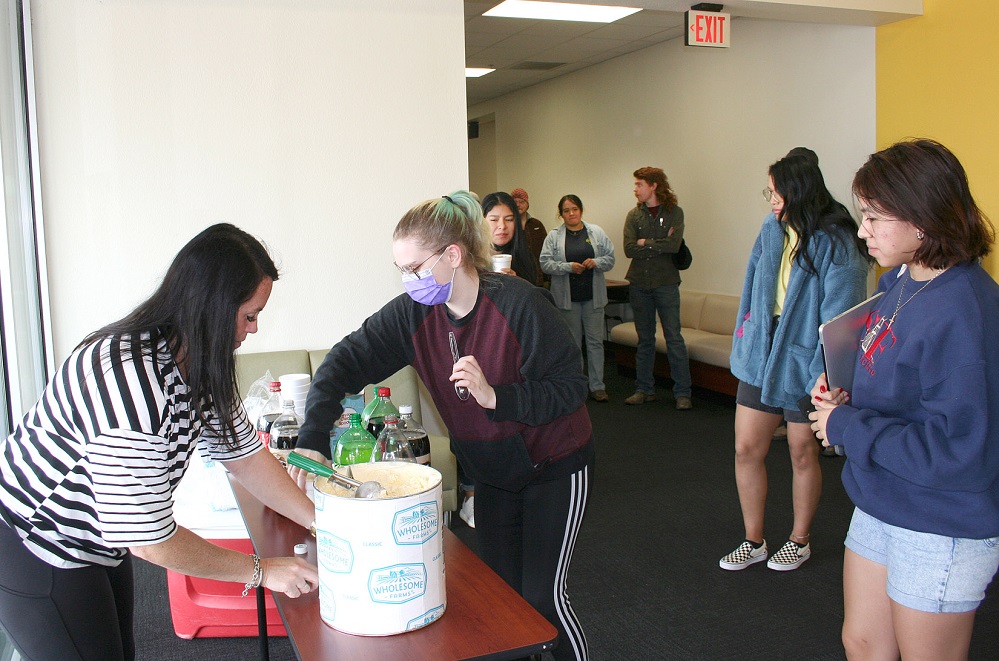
608 290 740 396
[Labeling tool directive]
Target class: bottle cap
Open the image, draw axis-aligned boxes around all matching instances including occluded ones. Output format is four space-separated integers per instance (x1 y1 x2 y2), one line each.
294 543 308 555
399 404 413 414
377 387 391 397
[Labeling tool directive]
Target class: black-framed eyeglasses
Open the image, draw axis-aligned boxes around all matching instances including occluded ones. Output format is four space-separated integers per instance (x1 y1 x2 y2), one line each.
394 246 448 276
448 331 469 401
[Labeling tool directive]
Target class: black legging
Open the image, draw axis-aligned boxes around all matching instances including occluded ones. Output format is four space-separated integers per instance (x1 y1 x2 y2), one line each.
0 519 135 661
474 459 593 661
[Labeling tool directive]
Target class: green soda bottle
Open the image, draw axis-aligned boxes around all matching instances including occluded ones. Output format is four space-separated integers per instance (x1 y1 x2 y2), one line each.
333 413 377 465
363 386 399 439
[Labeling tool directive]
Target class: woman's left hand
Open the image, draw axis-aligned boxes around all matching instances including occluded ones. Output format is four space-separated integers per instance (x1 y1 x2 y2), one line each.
450 355 496 410
808 407 835 446
581 258 597 270
807 373 846 446
500 267 517 276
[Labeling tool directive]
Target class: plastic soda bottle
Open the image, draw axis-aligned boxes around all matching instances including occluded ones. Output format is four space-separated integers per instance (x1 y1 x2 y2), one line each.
374 414 415 463
333 413 377 465
255 381 283 447
268 399 303 463
397 404 431 466
363 386 399 438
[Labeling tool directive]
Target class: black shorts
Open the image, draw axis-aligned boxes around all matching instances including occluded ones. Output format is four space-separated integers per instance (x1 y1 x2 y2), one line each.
736 380 810 424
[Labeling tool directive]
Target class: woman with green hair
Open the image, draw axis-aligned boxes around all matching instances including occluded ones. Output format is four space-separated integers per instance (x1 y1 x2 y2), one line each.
294 191 595 661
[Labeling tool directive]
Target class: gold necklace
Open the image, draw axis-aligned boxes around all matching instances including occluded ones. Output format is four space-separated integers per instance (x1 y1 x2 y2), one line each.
860 267 944 353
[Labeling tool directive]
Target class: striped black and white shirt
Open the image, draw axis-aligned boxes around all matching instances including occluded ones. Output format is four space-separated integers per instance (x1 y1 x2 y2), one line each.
0 333 260 568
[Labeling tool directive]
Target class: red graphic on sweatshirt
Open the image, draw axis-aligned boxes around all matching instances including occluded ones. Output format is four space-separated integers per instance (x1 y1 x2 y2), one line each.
860 311 894 375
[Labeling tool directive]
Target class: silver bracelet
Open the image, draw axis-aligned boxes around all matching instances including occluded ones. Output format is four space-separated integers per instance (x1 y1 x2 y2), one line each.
242 553 262 597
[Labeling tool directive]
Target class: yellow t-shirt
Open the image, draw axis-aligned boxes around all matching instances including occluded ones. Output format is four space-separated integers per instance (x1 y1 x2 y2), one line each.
774 223 799 316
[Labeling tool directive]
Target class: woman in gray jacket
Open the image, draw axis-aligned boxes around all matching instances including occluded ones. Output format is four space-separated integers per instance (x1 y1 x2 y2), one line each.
540 194 616 402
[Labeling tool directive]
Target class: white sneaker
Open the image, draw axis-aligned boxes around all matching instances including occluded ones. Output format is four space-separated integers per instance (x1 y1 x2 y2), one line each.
719 539 768 570
459 496 475 528
767 540 810 571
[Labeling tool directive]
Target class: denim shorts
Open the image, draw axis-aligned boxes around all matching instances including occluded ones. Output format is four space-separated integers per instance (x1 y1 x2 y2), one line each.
736 381 810 424
845 507 999 613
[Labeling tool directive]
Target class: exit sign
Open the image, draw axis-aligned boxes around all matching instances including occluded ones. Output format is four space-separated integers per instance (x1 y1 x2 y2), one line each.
685 10 730 48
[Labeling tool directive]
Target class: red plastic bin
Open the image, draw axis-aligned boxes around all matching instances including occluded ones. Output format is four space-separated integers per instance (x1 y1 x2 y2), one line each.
166 537 288 639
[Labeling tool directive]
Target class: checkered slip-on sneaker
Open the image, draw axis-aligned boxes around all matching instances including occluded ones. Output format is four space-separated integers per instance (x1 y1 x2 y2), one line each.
767 540 810 571
719 540 768 571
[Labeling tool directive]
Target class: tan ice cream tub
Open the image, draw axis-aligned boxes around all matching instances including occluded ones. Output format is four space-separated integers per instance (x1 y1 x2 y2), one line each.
313 461 446 636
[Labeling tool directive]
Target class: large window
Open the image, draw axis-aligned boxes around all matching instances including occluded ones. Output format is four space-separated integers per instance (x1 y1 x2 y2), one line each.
0 0 49 438
0 0 46 653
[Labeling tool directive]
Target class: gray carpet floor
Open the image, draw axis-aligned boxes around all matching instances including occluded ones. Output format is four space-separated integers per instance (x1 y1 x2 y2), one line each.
133 355 999 660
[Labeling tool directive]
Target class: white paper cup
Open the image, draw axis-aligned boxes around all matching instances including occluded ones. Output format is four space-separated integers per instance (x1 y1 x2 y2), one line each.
491 254 512 272
279 373 311 389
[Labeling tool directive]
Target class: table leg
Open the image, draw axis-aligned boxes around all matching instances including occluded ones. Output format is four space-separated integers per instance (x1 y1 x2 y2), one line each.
256 586 269 661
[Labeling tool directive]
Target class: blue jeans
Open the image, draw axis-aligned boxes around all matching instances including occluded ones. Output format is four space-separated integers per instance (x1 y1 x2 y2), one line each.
629 284 691 397
560 300 605 392
846 507 999 613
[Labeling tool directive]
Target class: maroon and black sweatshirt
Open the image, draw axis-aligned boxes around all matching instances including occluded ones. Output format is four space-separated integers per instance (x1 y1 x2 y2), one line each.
297 273 593 493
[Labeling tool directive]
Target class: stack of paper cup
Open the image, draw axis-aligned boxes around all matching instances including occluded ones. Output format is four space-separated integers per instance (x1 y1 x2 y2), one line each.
279 373 311 416
491 254 512 272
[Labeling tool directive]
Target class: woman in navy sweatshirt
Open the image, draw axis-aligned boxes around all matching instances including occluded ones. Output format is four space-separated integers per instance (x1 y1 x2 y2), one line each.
294 191 594 661
811 140 999 661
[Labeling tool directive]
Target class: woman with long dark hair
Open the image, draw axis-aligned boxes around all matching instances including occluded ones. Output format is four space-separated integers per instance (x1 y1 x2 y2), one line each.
811 140 999 660
721 152 869 572
0 224 318 661
293 191 594 661
482 191 541 286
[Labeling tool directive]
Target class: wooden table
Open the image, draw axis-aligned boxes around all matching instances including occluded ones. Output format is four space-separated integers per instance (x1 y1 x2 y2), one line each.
229 478 558 661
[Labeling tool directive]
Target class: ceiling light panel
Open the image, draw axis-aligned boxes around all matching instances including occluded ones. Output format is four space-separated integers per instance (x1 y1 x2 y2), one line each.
483 1 642 23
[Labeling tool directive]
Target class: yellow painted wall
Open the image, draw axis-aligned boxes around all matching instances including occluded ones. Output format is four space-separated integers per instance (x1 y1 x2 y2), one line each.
877 0 999 276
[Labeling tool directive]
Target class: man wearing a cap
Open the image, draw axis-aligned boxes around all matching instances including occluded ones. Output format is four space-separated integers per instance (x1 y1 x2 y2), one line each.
511 188 547 286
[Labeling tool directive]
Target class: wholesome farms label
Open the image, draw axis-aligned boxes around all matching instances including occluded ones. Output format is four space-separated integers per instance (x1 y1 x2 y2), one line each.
392 502 439 545
368 563 427 604
317 532 353 574
406 604 445 631
319 583 335 622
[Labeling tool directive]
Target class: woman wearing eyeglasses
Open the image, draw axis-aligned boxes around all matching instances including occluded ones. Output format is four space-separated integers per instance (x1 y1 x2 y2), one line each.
721 152 869 572
294 191 594 661
810 140 999 661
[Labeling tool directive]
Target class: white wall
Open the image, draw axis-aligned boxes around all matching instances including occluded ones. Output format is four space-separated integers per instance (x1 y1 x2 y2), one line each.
31 0 468 361
468 17 876 296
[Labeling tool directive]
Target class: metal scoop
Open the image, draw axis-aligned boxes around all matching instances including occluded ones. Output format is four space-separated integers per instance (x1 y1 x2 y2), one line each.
287 452 385 499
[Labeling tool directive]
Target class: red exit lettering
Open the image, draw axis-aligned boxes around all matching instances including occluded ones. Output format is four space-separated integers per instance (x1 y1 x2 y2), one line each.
693 14 726 44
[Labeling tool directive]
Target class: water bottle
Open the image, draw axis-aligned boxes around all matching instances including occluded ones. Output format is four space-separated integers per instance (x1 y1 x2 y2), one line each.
268 399 303 463
255 381 283 447
398 405 431 466
363 386 399 439
333 413 377 465
374 415 415 463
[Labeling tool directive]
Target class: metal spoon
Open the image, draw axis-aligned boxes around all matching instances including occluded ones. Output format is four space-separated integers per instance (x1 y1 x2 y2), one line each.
287 452 385 499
